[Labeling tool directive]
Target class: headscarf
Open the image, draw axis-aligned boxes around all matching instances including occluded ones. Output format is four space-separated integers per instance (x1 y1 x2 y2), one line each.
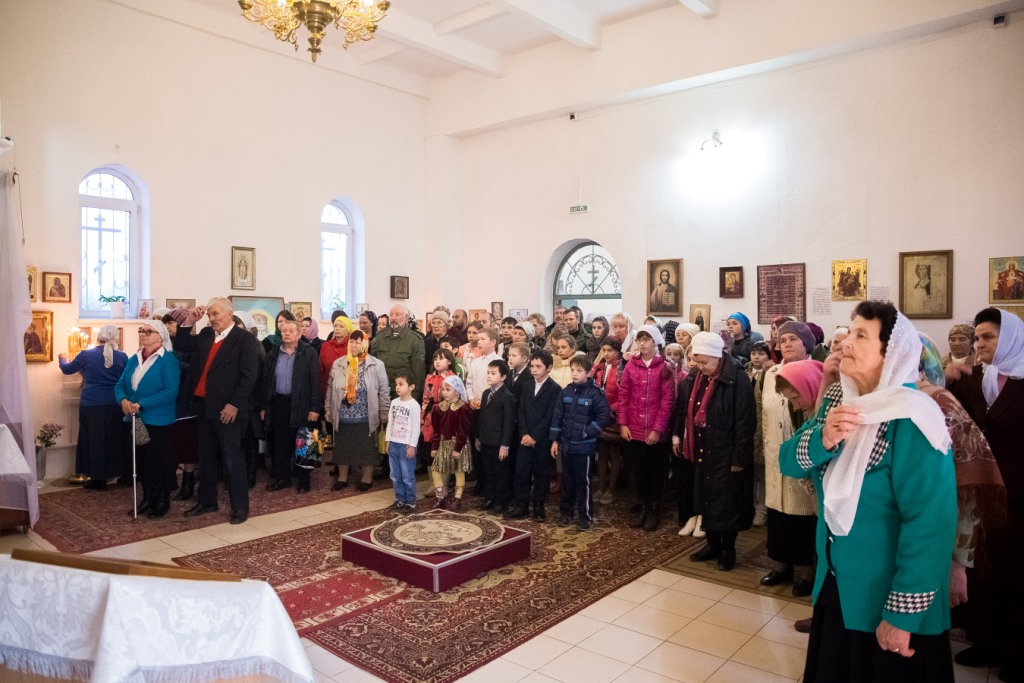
331 315 354 343
981 310 1024 406
918 334 945 387
166 308 188 327
676 322 700 340
727 312 751 333
824 311 952 536
152 307 172 319
359 310 378 340
634 324 665 348
235 310 257 333
96 324 121 368
303 317 320 342
662 320 679 343
776 359 825 408
430 308 452 327
442 375 468 404
779 321 815 356
147 319 173 351
346 331 367 405
612 312 637 352
690 331 723 358
646 315 663 331
948 323 975 341
514 321 535 341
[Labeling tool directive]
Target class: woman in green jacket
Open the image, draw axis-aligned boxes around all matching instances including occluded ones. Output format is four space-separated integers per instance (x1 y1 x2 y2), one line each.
780 301 957 682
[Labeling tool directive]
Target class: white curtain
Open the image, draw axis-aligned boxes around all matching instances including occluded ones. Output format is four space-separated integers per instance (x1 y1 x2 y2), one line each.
0 158 38 525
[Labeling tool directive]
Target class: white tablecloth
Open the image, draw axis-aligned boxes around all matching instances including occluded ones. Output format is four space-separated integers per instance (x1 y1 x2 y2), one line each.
0 424 38 525
0 556 314 683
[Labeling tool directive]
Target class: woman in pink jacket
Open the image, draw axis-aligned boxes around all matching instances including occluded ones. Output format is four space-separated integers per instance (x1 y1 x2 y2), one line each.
618 325 677 531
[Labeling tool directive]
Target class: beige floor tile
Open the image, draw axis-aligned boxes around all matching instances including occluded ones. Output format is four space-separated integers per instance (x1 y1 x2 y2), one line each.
519 673 562 683
695 603 774 636
580 595 638 622
24 529 57 551
539 646 631 683
135 546 186 565
730 637 807 679
666 576 733 602
776 602 813 622
755 616 809 650
612 581 669 603
667 620 751 659
332 505 368 519
543 614 608 645
636 569 684 588
169 534 230 554
719 589 789 616
0 532 42 554
612 667 681 683
204 524 273 543
613 605 692 640
578 624 664 665
105 536 174 556
502 634 573 669
706 661 797 683
460 656 533 682
641 589 716 619
635 642 726 683
304 643 353 677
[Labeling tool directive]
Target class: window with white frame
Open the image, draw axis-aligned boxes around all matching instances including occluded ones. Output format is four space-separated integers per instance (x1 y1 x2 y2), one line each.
79 169 142 317
321 202 354 319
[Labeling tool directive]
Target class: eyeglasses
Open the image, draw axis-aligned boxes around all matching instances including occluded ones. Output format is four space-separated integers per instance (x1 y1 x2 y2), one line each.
138 330 157 336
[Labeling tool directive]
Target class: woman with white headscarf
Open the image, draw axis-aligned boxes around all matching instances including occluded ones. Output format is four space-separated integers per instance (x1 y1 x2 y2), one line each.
780 302 956 682
946 308 1024 680
59 325 130 489
115 320 181 518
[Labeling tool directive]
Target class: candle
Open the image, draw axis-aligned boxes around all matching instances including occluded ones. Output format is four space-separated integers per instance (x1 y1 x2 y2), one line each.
67 327 89 360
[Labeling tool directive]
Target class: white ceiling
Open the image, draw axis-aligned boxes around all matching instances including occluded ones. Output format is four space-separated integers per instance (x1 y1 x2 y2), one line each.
191 0 686 82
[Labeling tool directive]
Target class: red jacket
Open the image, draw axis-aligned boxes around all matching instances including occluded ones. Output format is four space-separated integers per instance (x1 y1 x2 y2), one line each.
617 353 676 441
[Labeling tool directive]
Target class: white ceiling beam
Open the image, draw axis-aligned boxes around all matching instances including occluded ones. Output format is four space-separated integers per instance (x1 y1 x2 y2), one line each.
679 0 721 19
434 4 505 35
492 0 600 49
355 40 407 65
377 8 506 77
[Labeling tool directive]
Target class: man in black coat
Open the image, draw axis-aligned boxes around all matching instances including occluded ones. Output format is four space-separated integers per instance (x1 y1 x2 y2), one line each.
475 359 517 515
183 297 259 524
507 350 561 520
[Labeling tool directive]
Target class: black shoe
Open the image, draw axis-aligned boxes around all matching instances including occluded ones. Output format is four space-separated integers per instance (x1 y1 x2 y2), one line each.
557 513 573 527
689 544 721 562
177 471 196 501
356 481 373 492
329 464 340 478
478 499 495 511
130 496 154 516
184 503 219 517
717 548 736 571
577 518 592 531
230 509 248 525
504 505 529 520
533 506 546 521
147 491 171 518
644 506 661 532
630 504 649 529
266 479 290 491
791 579 813 597
332 479 348 491
491 504 509 516
760 568 794 586
296 481 311 493
955 644 1003 668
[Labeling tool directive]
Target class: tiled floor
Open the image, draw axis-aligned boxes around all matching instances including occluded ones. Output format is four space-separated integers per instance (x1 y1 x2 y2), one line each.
0 482 1002 682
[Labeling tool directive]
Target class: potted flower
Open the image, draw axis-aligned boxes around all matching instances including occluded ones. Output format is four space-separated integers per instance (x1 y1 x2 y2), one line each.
99 295 127 319
35 422 64 484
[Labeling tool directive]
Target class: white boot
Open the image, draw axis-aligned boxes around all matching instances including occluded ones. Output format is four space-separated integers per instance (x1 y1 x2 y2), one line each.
678 515 698 536
692 515 706 538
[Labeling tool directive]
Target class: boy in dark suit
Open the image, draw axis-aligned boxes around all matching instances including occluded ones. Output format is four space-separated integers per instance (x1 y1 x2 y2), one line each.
506 350 560 520
475 359 516 514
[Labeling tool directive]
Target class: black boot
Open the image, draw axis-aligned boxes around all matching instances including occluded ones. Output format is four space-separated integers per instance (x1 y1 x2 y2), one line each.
631 502 650 529
176 471 196 501
148 488 171 518
644 503 661 532
130 485 154 516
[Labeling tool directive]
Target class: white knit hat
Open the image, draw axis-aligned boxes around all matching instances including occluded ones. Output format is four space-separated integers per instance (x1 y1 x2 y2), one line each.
690 331 724 358
634 324 664 347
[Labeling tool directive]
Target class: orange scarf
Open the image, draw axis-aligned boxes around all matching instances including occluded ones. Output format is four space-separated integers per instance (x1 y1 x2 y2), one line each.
346 345 366 405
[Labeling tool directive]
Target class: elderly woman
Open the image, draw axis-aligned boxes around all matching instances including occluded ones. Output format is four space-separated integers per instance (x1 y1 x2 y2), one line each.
830 326 850 354
357 310 377 341
59 325 129 489
942 323 976 369
758 321 820 596
261 309 296 353
115 321 181 518
674 322 699 350
424 308 451 363
780 302 956 682
301 317 323 353
673 332 755 568
261 319 321 493
320 314 353 457
324 329 389 492
618 324 676 531
946 309 1024 679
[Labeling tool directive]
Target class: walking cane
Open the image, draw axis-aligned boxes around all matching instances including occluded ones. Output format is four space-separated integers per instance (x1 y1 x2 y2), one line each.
131 414 138 519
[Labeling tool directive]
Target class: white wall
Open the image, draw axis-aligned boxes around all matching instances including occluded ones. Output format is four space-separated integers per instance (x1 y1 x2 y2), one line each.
451 19 1024 342
1 0 428 441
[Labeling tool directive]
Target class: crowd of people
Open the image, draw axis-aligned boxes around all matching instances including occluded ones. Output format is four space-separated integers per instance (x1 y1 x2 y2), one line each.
57 295 1024 682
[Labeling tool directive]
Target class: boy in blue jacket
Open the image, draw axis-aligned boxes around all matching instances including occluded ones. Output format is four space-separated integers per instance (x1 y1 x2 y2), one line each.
550 355 609 530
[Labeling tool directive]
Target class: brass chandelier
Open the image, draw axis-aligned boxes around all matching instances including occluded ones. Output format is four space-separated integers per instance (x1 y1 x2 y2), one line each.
238 0 391 63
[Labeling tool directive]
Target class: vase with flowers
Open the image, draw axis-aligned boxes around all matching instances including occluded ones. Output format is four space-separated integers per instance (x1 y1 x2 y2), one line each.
35 422 64 485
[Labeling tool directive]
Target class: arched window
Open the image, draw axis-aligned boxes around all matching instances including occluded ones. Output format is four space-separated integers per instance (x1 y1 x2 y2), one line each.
552 241 622 319
321 201 355 319
79 168 143 317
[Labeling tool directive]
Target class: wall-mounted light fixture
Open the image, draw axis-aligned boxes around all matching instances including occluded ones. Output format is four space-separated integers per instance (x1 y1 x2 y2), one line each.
699 130 723 151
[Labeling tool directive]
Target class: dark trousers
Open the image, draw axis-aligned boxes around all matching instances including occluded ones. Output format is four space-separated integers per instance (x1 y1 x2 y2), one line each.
626 440 670 505
196 400 248 513
559 448 593 522
513 440 552 508
136 424 176 493
674 457 695 524
269 394 298 482
472 440 486 488
705 530 737 551
481 443 511 504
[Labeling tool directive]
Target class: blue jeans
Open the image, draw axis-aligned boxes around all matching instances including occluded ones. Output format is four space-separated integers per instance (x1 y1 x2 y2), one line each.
388 441 417 505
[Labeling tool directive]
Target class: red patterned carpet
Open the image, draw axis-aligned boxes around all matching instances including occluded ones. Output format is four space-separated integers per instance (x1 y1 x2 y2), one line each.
32 467 366 554
175 503 703 683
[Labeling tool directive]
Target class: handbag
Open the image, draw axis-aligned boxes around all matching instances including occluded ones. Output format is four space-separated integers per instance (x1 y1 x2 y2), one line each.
294 427 323 469
134 416 151 446
377 425 388 455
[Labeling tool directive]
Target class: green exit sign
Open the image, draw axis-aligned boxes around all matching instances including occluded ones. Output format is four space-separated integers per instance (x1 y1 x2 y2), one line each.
570 204 589 213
